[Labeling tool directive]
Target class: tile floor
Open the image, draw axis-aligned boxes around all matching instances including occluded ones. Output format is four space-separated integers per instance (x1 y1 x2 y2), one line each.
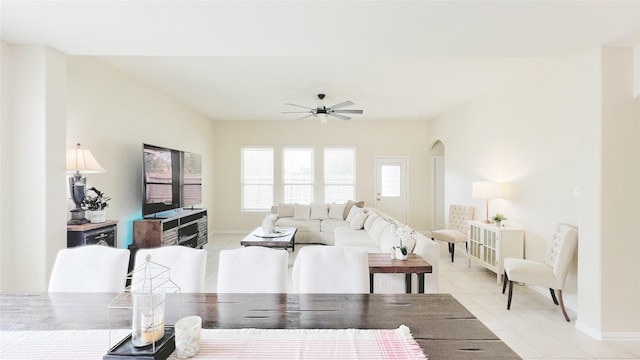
203 233 640 360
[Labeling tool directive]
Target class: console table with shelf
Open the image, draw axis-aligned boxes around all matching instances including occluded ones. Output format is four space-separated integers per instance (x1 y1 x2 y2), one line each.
132 208 208 249
66 220 118 248
467 220 524 284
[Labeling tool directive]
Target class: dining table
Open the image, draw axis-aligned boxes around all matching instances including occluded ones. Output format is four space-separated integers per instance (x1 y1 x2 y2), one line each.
0 292 521 359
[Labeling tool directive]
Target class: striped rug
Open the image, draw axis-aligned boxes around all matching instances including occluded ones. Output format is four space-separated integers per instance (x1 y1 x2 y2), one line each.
1 326 427 359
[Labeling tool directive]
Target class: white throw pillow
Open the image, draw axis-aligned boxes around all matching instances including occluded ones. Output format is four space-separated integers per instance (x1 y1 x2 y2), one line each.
343 200 365 220
293 203 311 220
278 203 295 217
328 203 346 220
363 213 379 232
346 206 364 222
310 203 329 220
350 212 369 230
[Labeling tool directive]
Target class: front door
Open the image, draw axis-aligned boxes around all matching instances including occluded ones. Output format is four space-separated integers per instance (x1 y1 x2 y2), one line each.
375 157 407 223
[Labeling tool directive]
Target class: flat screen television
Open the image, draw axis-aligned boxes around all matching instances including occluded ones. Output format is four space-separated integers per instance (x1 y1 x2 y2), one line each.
142 144 202 217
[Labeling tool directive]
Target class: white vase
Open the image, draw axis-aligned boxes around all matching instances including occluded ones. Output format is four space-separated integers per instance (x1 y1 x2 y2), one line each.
394 247 408 261
90 210 106 223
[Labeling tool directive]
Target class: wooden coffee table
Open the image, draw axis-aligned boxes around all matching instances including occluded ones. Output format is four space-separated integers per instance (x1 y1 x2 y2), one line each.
240 227 297 251
368 253 432 294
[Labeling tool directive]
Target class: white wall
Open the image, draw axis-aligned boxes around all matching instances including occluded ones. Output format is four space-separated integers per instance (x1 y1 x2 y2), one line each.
66 56 216 249
0 50 215 291
427 58 582 306
598 47 640 336
212 120 430 232
0 42 67 291
429 49 640 338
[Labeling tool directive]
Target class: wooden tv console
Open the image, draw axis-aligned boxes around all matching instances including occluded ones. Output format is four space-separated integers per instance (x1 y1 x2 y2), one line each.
132 208 208 249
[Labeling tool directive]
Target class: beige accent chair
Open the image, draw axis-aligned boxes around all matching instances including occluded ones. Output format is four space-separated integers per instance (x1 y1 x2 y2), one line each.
503 223 578 322
133 246 207 293
292 246 369 294
431 205 474 262
49 245 130 292
217 247 289 293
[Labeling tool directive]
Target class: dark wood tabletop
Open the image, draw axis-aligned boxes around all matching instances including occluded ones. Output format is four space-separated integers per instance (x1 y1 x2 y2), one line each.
0 292 521 360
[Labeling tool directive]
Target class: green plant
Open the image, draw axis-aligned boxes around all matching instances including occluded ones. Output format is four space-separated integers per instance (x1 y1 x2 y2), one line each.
491 213 507 222
81 187 111 211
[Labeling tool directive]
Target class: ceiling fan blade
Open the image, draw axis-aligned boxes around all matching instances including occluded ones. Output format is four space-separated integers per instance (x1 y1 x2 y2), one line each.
332 109 363 114
295 114 314 121
281 111 312 114
329 113 351 121
327 100 354 110
285 103 314 110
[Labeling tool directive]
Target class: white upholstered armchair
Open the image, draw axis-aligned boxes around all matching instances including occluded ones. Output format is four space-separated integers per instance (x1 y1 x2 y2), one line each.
503 223 578 321
431 205 474 262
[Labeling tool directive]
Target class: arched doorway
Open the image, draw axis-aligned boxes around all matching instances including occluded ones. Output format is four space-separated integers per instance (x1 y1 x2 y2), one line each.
431 141 445 231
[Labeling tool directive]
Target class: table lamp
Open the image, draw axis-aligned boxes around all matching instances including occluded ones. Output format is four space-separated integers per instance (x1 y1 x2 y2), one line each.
472 181 505 223
66 143 105 224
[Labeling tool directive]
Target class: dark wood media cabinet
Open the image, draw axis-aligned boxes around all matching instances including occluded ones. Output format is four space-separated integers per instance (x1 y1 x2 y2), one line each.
132 209 208 249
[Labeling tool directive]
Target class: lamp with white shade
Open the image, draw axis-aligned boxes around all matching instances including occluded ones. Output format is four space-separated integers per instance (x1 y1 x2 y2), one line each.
472 181 505 224
66 143 105 224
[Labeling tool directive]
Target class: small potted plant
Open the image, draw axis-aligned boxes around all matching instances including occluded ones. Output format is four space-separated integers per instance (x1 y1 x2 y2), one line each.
392 224 410 260
81 187 111 223
491 213 507 227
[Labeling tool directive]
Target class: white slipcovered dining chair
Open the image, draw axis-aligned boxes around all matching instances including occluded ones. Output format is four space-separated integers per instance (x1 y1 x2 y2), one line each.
292 246 369 294
133 246 207 293
48 245 130 292
217 246 289 293
431 205 474 262
503 223 578 321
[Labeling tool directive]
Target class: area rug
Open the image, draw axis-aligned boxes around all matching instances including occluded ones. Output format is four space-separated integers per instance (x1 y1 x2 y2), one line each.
1 326 427 359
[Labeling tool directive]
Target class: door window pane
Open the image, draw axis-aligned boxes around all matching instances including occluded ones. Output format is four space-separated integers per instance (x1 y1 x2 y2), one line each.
380 165 400 197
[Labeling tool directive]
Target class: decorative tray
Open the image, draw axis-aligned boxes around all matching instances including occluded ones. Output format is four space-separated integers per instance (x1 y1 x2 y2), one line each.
104 327 175 360
253 228 292 238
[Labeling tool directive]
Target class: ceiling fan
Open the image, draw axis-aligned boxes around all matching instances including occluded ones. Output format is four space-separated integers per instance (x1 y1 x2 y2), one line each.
282 94 363 124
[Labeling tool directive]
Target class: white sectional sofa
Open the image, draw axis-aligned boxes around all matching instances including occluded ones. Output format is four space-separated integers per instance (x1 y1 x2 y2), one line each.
270 202 440 294
270 201 359 245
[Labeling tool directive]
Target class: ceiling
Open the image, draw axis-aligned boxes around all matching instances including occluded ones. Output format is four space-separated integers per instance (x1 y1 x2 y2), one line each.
2 1 640 122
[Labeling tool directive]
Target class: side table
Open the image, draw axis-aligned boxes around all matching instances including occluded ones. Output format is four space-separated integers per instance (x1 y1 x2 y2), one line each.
368 253 432 294
67 220 118 247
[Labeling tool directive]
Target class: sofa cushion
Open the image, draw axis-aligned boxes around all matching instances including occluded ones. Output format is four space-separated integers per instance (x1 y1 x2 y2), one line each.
278 203 295 217
275 217 321 232
368 217 390 242
363 213 379 232
321 219 349 234
334 227 378 249
328 203 346 220
294 204 311 220
350 212 369 230
344 200 365 219
346 205 365 222
310 202 329 220
379 226 401 252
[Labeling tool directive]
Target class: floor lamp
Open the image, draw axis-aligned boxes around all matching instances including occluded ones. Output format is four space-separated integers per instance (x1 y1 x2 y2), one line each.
66 143 105 225
472 181 505 224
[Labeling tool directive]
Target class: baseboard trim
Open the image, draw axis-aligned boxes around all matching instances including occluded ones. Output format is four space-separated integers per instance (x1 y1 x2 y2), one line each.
575 321 640 341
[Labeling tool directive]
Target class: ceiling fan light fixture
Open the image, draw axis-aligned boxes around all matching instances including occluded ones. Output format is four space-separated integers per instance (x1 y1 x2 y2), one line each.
283 93 362 123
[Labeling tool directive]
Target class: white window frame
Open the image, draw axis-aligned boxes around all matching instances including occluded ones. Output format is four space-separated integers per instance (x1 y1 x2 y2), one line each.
323 147 356 203
241 146 274 212
282 147 314 204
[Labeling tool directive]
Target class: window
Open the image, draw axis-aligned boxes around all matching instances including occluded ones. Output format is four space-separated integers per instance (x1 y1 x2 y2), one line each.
283 147 314 204
241 147 273 211
324 148 355 203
